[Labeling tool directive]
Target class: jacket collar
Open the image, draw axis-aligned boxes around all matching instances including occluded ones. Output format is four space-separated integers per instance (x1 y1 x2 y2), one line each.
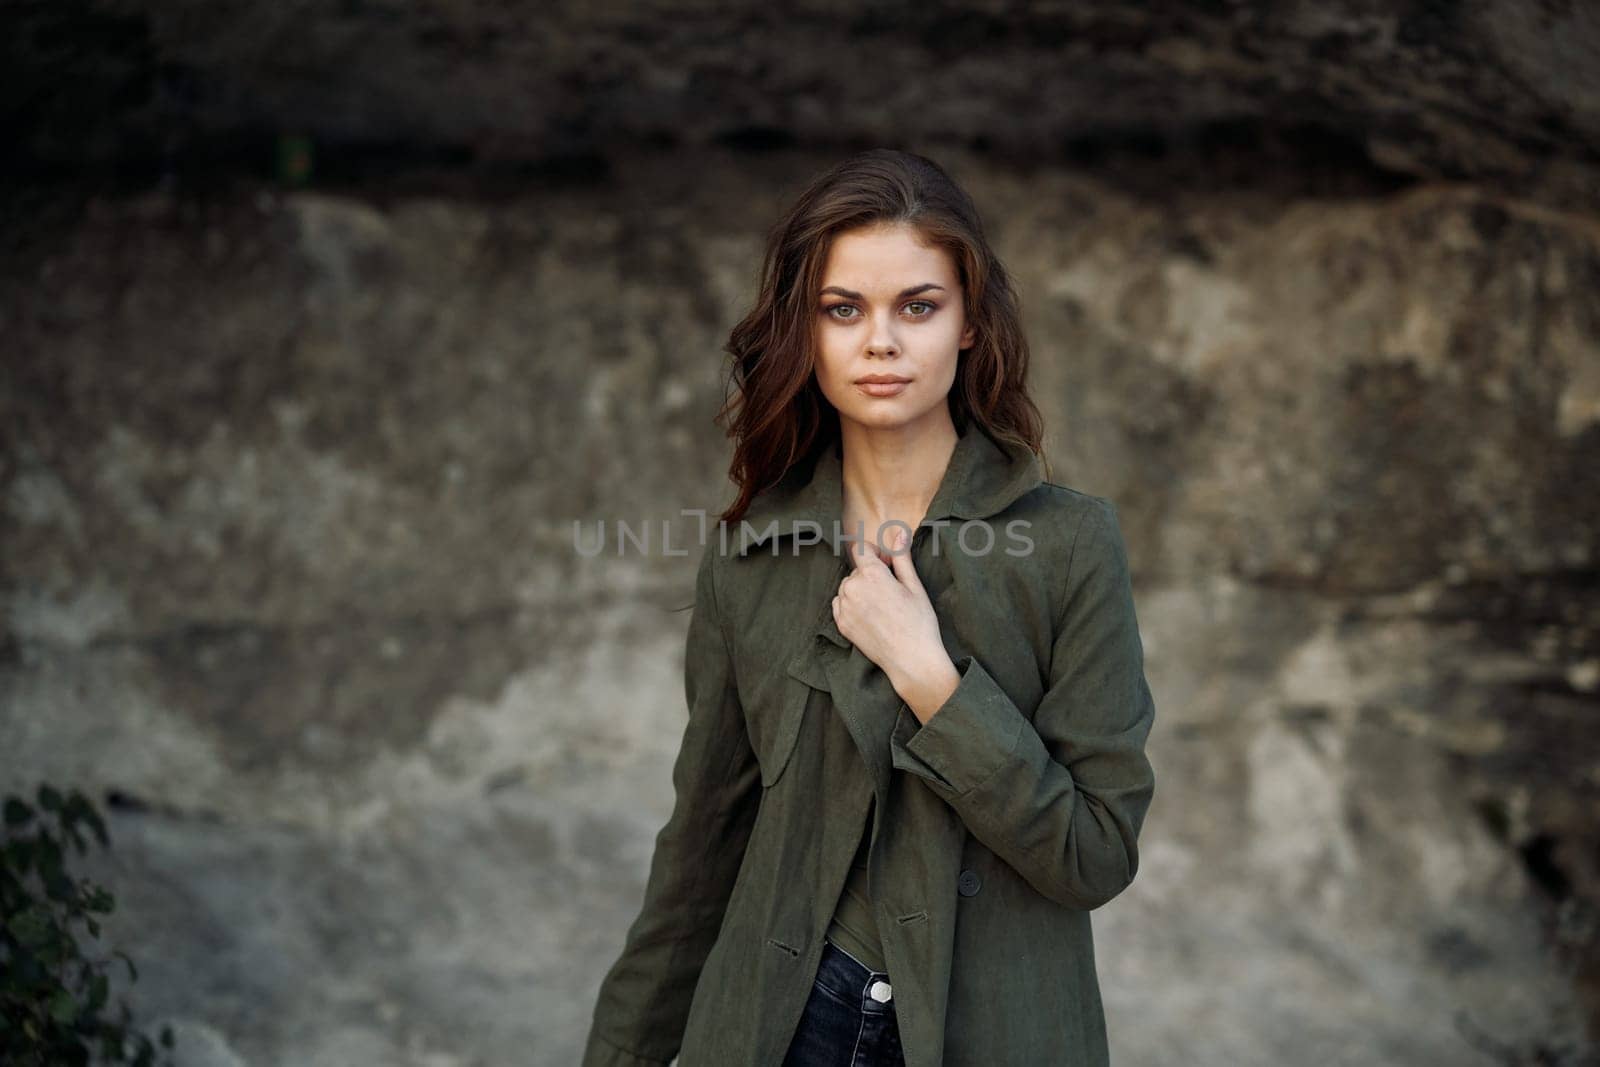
731 424 1045 556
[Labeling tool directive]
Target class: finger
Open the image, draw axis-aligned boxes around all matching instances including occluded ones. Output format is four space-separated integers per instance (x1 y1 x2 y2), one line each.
886 527 925 592
844 536 865 571
846 535 882 572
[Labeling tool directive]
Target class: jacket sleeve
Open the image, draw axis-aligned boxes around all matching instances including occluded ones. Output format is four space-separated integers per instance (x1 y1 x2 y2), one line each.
888 498 1157 911
582 544 763 1067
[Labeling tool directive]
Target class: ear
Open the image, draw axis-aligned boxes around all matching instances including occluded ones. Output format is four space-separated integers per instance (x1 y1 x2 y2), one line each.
959 323 976 350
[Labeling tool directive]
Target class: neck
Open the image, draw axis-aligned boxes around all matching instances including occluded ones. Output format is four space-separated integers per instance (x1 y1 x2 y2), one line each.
837 411 961 546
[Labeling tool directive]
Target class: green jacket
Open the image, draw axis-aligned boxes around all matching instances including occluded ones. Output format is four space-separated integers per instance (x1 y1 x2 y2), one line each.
583 425 1158 1066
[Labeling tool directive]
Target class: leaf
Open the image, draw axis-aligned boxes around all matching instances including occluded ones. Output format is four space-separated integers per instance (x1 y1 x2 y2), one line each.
61 793 106 854
36 836 62 884
43 870 76 904
88 973 108 1012
4 836 35 877
9 906 53 949
3 797 34 827
48 989 77 1024
81 806 109 850
0 942 46 989
39 935 69 968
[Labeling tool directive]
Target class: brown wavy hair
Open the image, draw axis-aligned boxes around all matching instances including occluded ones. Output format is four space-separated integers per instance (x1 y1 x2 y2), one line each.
715 148 1048 526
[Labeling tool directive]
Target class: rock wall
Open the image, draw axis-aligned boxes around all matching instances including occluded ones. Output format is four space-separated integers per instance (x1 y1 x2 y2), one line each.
4 144 1596 1065
8 1 1600 213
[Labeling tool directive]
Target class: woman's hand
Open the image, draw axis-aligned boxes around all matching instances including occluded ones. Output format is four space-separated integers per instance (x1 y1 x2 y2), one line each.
832 527 962 724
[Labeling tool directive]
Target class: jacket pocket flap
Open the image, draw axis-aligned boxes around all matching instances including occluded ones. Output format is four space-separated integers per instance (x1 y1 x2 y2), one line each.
747 679 808 788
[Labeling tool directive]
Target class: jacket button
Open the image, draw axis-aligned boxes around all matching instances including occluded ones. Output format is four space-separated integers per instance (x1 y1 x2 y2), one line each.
957 869 982 897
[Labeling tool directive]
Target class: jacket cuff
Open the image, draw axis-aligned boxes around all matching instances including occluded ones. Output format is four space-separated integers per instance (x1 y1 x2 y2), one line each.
581 1031 672 1067
889 653 1024 798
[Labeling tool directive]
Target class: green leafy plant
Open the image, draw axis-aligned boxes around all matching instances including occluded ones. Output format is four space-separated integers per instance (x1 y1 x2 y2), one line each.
1 784 175 1066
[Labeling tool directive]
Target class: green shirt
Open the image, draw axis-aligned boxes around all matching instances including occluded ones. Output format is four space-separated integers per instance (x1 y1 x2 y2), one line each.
826 798 885 971
583 424 1158 1066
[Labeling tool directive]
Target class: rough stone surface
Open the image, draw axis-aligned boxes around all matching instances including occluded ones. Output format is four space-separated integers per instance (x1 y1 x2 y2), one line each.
6 1 1600 214
3 146 1597 1065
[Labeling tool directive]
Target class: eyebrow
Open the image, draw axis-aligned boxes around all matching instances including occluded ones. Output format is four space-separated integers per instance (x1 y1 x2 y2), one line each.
818 283 948 301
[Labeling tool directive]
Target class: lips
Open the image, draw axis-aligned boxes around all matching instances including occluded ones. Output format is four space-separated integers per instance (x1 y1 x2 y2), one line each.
855 376 911 398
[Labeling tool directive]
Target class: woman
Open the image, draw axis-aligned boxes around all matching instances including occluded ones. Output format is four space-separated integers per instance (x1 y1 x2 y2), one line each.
582 149 1157 1067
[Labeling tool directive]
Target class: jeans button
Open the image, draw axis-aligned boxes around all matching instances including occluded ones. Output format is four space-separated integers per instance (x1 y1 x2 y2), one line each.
868 980 893 1003
957 868 982 897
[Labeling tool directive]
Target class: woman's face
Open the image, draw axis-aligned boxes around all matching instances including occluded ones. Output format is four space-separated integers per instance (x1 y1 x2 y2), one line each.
812 221 975 434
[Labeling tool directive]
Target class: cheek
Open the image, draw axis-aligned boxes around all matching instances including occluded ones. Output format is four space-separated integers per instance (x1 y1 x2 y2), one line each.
812 340 851 401
931 344 962 387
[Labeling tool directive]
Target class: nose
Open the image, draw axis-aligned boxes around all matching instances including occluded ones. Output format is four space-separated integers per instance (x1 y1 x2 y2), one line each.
865 313 900 358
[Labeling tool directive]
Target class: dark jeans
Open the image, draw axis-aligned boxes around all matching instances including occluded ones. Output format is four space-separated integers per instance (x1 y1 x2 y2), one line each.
781 938 907 1067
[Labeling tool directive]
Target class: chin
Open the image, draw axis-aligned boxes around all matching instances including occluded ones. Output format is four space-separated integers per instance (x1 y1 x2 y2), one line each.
840 401 939 433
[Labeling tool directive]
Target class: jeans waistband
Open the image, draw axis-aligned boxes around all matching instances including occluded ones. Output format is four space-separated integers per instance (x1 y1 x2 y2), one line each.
818 937 896 1016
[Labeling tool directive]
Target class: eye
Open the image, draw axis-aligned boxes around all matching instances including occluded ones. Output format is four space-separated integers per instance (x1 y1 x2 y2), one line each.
824 304 858 321
904 300 936 317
